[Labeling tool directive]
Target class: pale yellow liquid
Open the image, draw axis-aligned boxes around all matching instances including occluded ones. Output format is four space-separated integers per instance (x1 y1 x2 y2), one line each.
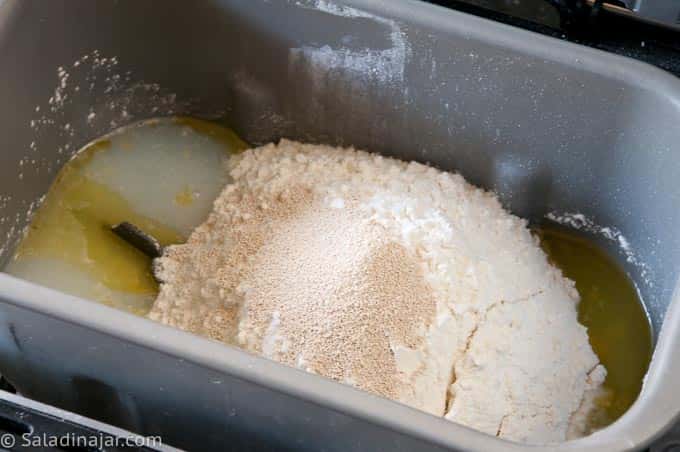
535 225 653 432
6 117 246 315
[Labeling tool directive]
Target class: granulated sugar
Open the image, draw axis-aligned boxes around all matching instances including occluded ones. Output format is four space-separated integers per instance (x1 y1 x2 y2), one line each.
149 140 605 444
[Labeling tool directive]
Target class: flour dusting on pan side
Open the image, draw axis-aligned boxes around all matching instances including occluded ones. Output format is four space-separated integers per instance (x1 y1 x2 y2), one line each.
291 0 410 84
0 51 194 263
546 212 653 289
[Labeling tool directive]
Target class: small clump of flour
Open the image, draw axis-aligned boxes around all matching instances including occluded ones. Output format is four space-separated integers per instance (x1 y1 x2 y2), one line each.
149 140 605 444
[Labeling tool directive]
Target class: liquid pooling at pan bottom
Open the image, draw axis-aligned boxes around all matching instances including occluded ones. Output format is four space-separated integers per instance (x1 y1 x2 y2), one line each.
534 225 653 433
5 117 246 315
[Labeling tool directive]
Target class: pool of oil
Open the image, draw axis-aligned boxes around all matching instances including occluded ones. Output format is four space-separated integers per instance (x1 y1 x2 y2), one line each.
5 117 246 315
534 225 653 432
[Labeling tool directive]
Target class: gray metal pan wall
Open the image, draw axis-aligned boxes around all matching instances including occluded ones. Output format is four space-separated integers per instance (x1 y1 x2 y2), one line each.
0 0 679 450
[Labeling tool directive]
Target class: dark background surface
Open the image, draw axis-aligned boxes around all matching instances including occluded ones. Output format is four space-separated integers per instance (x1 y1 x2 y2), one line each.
426 0 680 77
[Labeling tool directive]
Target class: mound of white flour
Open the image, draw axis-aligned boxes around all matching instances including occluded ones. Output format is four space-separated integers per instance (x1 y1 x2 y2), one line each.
149 140 605 443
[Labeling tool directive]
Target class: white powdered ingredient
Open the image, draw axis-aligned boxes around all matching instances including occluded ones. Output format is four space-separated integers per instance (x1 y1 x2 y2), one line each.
149 140 604 444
